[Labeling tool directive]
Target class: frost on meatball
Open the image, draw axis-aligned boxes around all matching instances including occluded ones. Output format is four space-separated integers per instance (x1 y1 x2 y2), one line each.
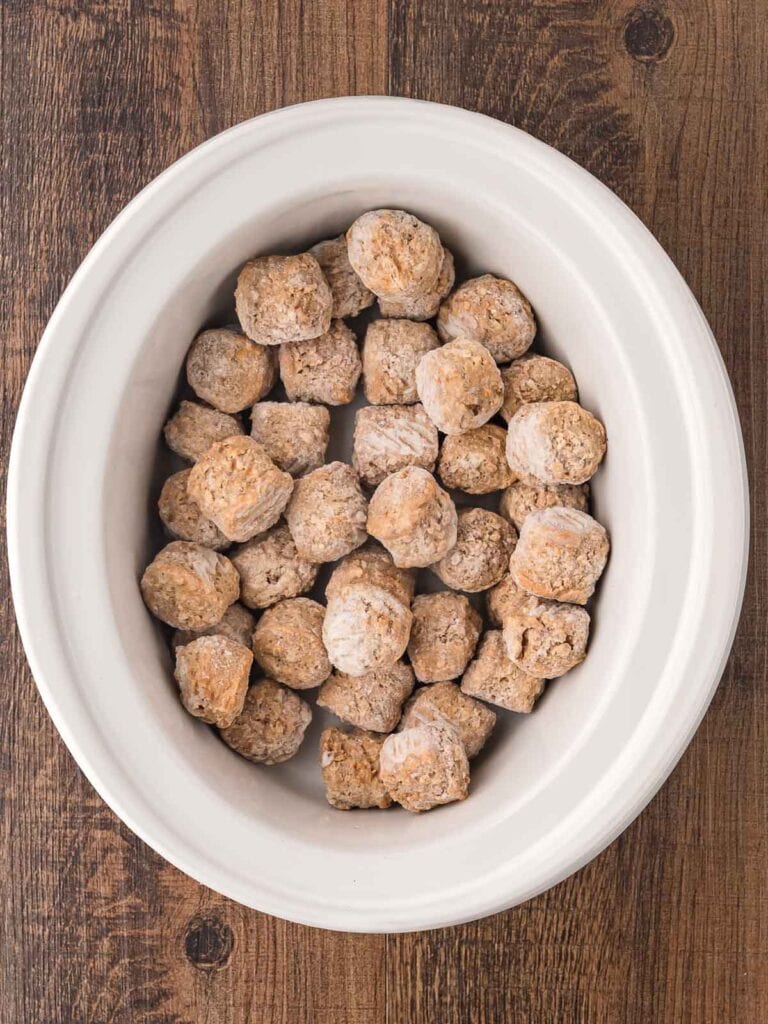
186 326 277 413
140 541 239 630
250 401 330 477
379 248 455 321
407 591 482 683
506 401 607 486
503 600 590 678
416 338 504 435
398 681 495 759
437 274 536 363
367 466 457 569
230 524 319 609
352 404 439 487
346 209 444 299
163 401 244 463
500 354 577 423
235 253 332 345
461 630 545 713
509 506 609 605
317 660 415 733
279 320 361 405
220 678 312 765
310 234 375 319
285 461 368 563
325 542 416 607
379 722 469 813
437 424 515 495
251 597 331 689
432 507 517 593
320 728 392 810
158 469 230 550
362 319 440 405
322 583 413 676
499 478 589 532
174 635 252 728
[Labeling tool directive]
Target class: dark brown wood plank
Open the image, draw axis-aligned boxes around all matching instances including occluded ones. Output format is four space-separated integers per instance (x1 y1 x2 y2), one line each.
0 2 387 1023
387 1 767 1022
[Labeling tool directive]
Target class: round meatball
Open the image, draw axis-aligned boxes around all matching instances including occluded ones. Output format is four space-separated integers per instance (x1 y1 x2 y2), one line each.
320 728 392 810
432 507 517 593
500 354 577 422
416 338 504 435
250 401 330 477
379 722 469 813
220 679 312 765
251 597 331 689
235 253 332 345
163 401 243 463
379 247 455 321
186 327 277 413
407 592 482 683
346 209 443 298
310 234 375 319
322 583 413 676
140 541 239 630
158 469 229 550
506 401 607 485
352 403 439 487
437 274 536 363
325 543 416 607
367 466 457 568
398 681 495 759
174 635 252 728
362 319 440 405
437 424 515 494
279 320 361 405
485 573 539 628
317 660 415 733
285 462 368 563
230 525 319 609
503 601 590 678
461 630 545 712
499 478 589 531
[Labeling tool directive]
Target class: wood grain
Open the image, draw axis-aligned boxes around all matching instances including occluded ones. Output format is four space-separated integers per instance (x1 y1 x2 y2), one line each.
1 1 765 1022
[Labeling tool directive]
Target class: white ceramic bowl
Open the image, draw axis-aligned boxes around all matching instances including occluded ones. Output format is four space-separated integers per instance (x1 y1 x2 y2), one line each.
8 97 748 932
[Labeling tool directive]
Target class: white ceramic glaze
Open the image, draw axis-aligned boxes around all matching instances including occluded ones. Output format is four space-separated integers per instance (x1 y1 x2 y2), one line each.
7 98 748 933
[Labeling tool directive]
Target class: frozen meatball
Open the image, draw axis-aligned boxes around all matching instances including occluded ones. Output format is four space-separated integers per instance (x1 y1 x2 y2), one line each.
320 728 392 810
221 678 312 765
504 601 590 678
461 630 545 712
163 400 243 463
509 506 609 605
326 542 416 607
399 681 495 759
187 436 293 543
323 583 413 676
186 326 277 414
500 353 577 423
379 722 469 813
285 461 368 563
416 338 504 435
407 592 482 683
432 508 517 593
174 635 252 728
250 401 330 477
367 466 457 568
172 602 256 652
140 541 239 630
437 274 536 363
499 478 589 532
437 424 515 495
231 525 319 609
251 597 330 689
279 320 361 405
379 248 455 321
506 401 607 486
158 469 229 550
310 234 375 319
362 319 440 405
346 209 443 299
235 253 332 345
485 574 539 628
317 660 415 733
352 404 439 487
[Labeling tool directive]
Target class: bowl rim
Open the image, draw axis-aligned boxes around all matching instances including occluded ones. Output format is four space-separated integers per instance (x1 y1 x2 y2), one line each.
7 96 749 932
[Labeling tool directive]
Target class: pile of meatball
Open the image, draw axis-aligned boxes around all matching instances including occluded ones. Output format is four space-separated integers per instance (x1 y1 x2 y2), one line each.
140 209 609 814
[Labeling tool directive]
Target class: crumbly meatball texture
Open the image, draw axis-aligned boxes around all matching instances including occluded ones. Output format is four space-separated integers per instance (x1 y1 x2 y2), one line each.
367 466 458 569
379 722 469 813
432 507 517 593
437 274 536 363
509 506 609 605
158 470 230 551
379 248 455 321
461 630 545 712
352 404 439 487
407 592 482 683
230 525 319 609
141 541 239 630
174 635 252 728
499 479 589 532
235 253 332 345
399 681 496 759
187 436 294 543
416 338 504 435
325 542 416 607
320 728 392 810
279 320 361 405
437 424 516 495
285 461 368 563
485 574 539 628
220 679 312 765
362 319 440 405
506 401 607 486
172 602 256 652
251 597 330 689
317 660 415 733
310 235 375 319
503 601 590 678
323 583 413 676
346 209 443 299
500 354 577 422
250 401 330 477
186 327 277 414
163 401 244 463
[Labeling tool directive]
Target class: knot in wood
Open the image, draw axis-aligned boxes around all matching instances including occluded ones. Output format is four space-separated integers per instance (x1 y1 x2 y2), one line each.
183 915 233 969
624 8 674 62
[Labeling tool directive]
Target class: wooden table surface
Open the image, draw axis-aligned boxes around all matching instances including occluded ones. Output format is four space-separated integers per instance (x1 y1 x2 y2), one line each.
1 2 765 1021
